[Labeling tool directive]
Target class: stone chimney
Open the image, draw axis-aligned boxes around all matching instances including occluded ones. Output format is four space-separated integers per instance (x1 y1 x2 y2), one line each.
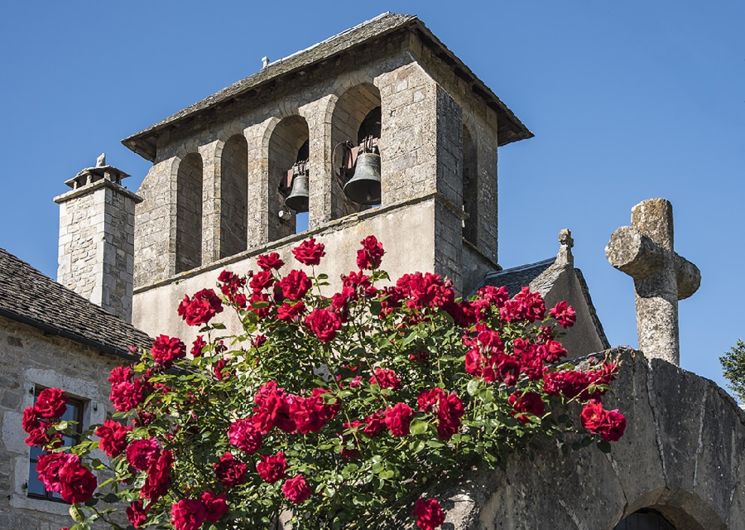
54 154 143 322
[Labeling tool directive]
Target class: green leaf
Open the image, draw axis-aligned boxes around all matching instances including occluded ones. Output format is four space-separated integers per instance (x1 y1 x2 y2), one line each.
409 419 429 436
598 440 612 453
466 379 481 396
69 504 84 523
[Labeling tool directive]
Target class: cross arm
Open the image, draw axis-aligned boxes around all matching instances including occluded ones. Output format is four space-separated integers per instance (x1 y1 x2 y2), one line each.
605 226 664 279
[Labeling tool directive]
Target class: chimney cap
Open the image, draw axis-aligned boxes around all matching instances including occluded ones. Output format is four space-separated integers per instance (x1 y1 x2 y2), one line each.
64 155 130 190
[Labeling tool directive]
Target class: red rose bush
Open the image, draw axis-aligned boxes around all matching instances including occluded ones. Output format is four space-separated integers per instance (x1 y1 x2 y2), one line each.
23 234 624 529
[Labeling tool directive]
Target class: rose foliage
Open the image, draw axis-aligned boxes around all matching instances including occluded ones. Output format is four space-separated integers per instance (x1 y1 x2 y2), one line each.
23 235 625 530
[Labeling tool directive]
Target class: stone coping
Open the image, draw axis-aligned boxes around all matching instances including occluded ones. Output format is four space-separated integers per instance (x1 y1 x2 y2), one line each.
53 178 143 205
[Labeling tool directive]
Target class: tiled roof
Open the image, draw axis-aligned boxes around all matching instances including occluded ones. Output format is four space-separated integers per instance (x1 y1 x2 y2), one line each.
0 248 151 358
481 258 556 297
123 12 532 161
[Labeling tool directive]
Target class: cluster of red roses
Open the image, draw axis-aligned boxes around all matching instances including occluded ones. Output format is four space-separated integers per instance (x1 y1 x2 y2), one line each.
32 234 628 530
22 389 97 504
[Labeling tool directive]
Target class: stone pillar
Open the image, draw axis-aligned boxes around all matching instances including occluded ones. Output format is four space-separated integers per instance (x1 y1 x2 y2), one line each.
54 156 143 322
300 95 335 229
199 141 222 264
245 119 274 248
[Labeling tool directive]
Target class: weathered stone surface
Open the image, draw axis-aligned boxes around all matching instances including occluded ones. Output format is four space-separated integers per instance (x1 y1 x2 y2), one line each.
55 167 142 322
0 316 121 529
606 198 701 365
437 350 744 530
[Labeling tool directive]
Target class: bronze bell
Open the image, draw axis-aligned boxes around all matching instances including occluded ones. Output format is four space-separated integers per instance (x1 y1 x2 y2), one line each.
284 166 309 213
344 151 381 205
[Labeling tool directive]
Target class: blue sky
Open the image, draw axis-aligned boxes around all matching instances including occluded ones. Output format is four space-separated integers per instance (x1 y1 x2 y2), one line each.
0 2 743 392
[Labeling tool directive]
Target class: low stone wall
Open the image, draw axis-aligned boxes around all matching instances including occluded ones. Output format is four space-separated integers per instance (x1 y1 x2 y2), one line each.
441 349 745 530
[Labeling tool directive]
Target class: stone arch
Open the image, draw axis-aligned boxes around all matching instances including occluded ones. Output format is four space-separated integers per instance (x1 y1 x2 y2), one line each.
175 152 203 273
267 115 309 240
462 123 478 246
330 82 382 219
219 134 248 258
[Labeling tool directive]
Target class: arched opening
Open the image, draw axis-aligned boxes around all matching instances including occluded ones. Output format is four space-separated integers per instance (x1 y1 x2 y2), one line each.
268 115 309 240
615 509 677 530
220 134 248 258
176 152 203 273
462 124 478 246
331 83 382 219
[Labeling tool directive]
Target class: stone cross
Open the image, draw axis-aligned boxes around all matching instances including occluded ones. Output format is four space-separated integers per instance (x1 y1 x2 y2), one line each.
605 198 700 365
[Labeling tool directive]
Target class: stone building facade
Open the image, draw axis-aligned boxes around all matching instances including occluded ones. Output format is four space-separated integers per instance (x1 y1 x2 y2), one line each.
0 248 149 529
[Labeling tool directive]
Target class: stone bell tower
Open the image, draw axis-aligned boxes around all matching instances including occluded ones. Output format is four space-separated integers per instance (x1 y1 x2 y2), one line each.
54 154 143 322
122 13 532 339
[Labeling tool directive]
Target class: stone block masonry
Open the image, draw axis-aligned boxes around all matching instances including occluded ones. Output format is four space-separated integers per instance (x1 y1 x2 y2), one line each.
55 171 142 322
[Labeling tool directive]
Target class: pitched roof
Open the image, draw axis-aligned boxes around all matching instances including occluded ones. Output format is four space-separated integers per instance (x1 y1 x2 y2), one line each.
123 12 532 161
0 248 151 358
481 258 556 297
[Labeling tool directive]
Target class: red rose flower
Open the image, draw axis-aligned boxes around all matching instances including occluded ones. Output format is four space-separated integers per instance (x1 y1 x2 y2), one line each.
277 300 306 321
248 292 272 318
292 238 325 266
384 402 413 437
36 452 77 492
109 378 147 412
256 451 287 483
277 269 312 301
151 335 186 365
108 366 132 385
24 425 62 448
191 335 207 357
249 269 275 292
95 420 131 457
177 288 223 326
396 272 454 310
289 390 337 434
171 499 207 530
201 491 228 523
369 367 401 390
508 391 545 424
477 285 509 308
304 308 342 343
550 300 576 328
256 251 284 270
22 407 40 433
33 388 66 419
127 501 148 528
58 459 97 504
126 438 160 471
251 381 295 434
356 235 385 270
414 497 445 530
141 449 172 502
213 452 247 487
228 418 263 454
282 474 312 504
362 410 386 437
580 399 626 442
436 392 464 440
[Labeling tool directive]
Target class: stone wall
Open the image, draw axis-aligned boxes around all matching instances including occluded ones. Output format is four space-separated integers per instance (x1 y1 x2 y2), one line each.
133 196 437 342
56 181 138 322
0 316 120 529
438 350 745 530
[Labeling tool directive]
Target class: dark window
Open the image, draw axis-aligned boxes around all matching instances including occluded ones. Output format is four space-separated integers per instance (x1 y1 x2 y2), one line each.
27 387 85 502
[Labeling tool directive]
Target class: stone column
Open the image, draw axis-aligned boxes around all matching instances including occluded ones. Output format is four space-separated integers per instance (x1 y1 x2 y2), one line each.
300 95 335 229
199 141 222 264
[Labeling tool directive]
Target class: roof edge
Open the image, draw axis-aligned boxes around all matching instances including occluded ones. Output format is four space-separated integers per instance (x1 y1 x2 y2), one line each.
122 12 531 161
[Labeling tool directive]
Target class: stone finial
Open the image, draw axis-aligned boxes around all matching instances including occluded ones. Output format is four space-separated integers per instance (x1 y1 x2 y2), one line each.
605 198 700 365
556 228 574 266
261 56 270 69
96 152 106 167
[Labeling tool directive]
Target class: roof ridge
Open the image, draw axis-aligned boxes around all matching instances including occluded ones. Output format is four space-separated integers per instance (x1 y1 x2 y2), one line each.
485 257 555 278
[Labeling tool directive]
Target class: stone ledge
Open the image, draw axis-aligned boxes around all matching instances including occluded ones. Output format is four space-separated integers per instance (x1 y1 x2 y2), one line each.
53 178 143 205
